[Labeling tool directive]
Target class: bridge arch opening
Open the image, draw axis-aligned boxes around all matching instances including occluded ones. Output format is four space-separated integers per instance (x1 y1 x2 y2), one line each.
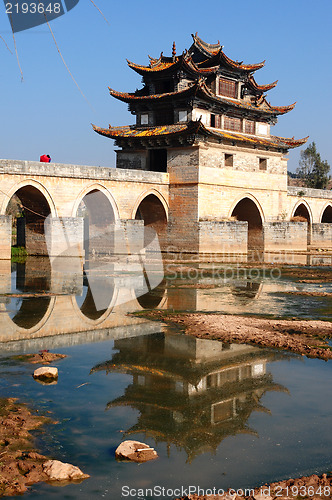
6 186 52 255
135 194 168 250
77 189 116 257
231 197 263 250
136 279 167 309
292 203 311 223
76 275 115 321
321 205 332 223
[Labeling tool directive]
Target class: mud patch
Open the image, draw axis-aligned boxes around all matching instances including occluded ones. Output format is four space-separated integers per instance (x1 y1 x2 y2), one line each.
13 352 67 364
143 311 332 360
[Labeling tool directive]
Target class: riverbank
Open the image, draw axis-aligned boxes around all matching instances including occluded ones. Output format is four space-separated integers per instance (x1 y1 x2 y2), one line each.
175 472 332 499
140 311 332 360
0 397 49 496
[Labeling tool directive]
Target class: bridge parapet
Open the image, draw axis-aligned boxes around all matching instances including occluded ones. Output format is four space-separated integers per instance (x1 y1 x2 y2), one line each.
0 159 169 184
287 186 332 199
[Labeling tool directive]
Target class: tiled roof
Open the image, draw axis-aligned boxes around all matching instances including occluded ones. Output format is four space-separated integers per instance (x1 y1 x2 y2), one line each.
206 127 309 149
192 33 265 72
92 123 198 139
191 33 221 56
127 53 218 77
127 59 176 74
92 121 308 150
108 80 295 117
247 76 278 92
198 81 295 115
108 84 195 102
219 50 265 72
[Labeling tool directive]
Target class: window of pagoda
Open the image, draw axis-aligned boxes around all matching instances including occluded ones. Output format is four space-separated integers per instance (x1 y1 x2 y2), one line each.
259 158 268 170
244 119 255 135
155 109 174 126
225 154 234 167
218 77 238 99
178 110 188 122
210 114 222 128
140 113 149 125
224 116 242 132
154 80 172 94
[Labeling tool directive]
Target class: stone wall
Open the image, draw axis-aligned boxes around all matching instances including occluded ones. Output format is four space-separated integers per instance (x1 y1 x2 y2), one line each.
287 186 332 200
263 222 308 252
45 217 84 258
0 216 12 260
311 223 332 249
199 221 248 254
116 150 147 170
199 142 287 176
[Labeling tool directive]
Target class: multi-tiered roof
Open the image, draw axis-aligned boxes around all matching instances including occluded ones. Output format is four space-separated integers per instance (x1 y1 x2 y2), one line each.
93 34 307 152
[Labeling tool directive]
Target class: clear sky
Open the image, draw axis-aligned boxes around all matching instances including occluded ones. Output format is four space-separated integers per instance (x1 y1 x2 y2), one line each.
1 0 331 173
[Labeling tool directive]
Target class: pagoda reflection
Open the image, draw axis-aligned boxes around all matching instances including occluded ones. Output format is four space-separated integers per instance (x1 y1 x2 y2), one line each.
90 333 288 462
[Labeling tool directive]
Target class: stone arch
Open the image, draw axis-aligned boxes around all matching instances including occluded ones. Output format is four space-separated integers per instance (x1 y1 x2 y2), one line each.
136 279 167 310
229 194 265 223
291 201 312 223
7 295 56 334
320 204 332 223
4 181 56 255
74 185 119 257
132 189 168 221
72 281 118 325
134 191 168 250
230 195 264 250
1 179 57 217
72 184 119 220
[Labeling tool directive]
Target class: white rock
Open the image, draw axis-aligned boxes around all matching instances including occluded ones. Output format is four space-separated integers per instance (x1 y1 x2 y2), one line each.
115 440 158 462
254 494 273 500
33 366 58 379
43 460 89 481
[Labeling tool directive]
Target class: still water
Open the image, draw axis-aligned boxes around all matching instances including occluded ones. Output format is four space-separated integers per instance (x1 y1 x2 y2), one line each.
0 258 331 499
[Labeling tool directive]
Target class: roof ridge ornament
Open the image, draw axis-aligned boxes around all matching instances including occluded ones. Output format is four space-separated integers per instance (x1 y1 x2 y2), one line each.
172 41 176 60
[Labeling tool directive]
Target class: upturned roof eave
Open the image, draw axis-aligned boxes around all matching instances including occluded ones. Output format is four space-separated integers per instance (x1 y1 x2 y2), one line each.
196 82 296 117
108 82 199 104
92 122 308 150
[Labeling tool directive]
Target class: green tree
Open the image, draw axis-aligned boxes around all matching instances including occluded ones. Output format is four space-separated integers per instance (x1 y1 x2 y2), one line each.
296 141 331 189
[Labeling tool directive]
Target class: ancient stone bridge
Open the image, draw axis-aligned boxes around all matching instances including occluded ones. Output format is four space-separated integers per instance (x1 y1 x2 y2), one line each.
0 158 331 259
0 159 169 259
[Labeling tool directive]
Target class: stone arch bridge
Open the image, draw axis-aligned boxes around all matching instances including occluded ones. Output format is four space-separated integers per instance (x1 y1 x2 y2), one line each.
0 159 331 259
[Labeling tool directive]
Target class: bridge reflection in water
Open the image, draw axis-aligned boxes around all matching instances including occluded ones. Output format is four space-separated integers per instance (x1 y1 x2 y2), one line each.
0 253 331 349
91 333 287 462
0 256 167 348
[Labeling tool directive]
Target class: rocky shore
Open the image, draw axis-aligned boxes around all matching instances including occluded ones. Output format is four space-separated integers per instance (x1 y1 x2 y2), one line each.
0 396 88 496
175 472 332 499
0 397 50 496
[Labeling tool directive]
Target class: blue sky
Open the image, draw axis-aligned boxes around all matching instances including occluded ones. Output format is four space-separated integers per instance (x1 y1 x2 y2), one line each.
0 0 331 172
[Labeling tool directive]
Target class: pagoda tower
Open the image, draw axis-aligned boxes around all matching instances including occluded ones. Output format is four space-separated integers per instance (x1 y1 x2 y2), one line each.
93 34 308 254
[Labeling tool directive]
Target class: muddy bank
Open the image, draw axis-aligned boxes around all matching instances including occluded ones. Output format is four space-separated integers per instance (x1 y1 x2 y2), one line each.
143 311 332 360
279 266 332 283
12 352 67 364
0 397 49 496
282 291 332 297
175 472 332 499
